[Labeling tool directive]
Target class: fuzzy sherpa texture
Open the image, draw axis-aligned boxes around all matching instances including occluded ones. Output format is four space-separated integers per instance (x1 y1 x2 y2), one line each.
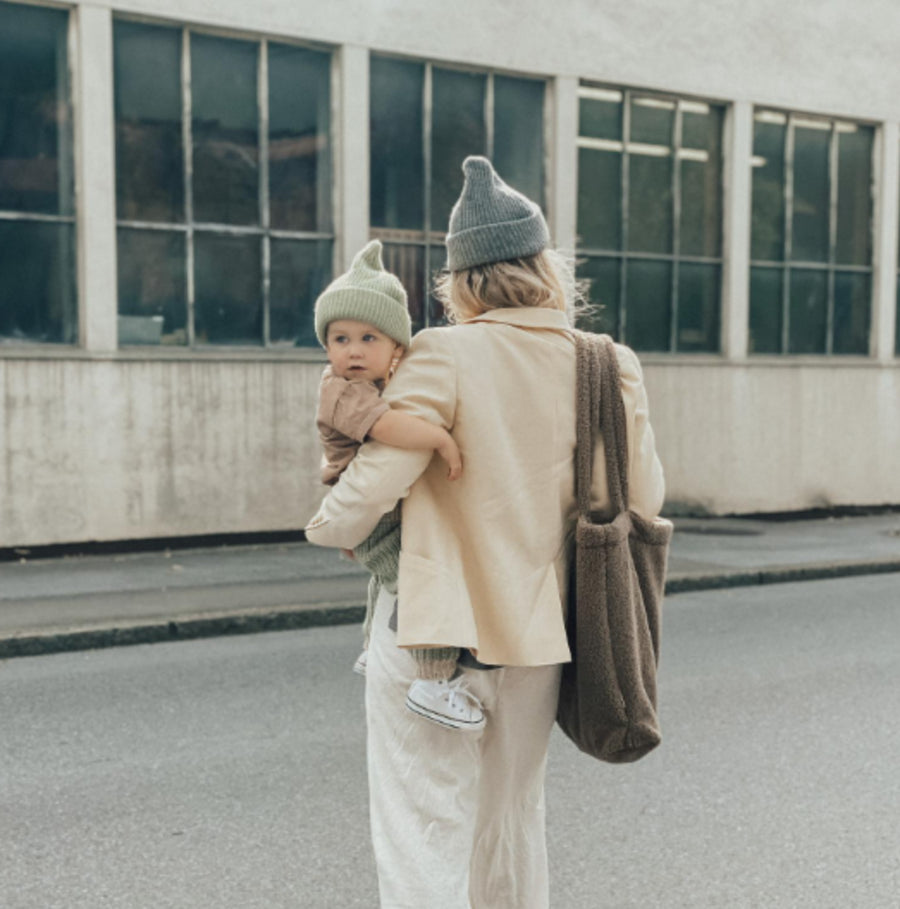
556 332 673 764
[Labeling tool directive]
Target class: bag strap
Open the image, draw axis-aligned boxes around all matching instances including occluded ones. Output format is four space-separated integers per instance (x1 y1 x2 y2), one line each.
574 331 630 518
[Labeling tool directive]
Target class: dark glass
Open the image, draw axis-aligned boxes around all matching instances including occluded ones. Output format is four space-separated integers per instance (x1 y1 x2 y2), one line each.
748 266 783 353
0 221 76 343
835 125 873 266
682 105 720 151
431 68 486 232
114 22 183 223
788 268 827 354
116 229 187 345
679 108 723 258
832 271 870 355
494 76 544 209
191 34 259 225
269 44 331 233
269 238 332 346
625 259 671 351
676 262 720 352
577 148 621 250
628 153 672 254
194 233 262 344
0 3 72 215
370 57 424 230
576 255 620 337
750 117 786 262
791 124 830 262
427 245 448 328
379 243 425 330
630 97 674 147
579 94 622 141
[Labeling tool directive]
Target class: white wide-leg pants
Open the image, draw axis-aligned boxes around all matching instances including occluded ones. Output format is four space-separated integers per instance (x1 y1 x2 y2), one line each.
366 586 562 909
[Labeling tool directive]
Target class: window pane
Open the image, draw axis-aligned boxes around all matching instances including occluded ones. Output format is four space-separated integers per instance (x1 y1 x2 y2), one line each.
370 57 424 231
788 268 827 354
679 107 722 258
191 34 258 225
270 238 332 346
832 271 870 355
114 22 183 224
493 76 544 209
579 93 622 141
577 255 620 337
577 148 621 250
0 221 76 343
0 3 72 215
625 259 670 351
269 44 331 233
630 97 674 147
628 152 672 254
677 262 719 352
682 103 715 150
380 243 424 331
751 115 786 262
835 125 872 266
749 266 783 353
431 68 486 232
194 233 261 344
116 229 187 345
791 124 830 262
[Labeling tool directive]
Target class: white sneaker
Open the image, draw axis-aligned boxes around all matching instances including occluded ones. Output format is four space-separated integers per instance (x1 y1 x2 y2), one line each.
353 651 368 676
405 677 486 732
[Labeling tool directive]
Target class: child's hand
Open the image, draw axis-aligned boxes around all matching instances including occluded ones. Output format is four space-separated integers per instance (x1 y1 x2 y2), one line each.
438 434 462 481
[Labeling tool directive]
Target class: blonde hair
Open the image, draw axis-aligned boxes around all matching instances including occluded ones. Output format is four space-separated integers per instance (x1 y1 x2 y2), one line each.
434 248 589 325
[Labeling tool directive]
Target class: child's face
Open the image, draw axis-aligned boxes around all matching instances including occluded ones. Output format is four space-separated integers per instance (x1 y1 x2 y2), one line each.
325 319 401 383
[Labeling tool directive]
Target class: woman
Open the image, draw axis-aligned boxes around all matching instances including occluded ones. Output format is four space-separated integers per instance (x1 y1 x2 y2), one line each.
305 156 665 909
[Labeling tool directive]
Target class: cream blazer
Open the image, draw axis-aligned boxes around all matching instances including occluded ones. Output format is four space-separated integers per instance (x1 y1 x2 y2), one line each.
305 307 665 667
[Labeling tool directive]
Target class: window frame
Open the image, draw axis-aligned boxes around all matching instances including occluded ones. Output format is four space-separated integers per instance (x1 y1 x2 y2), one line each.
113 16 336 349
749 107 876 357
369 53 550 330
576 82 726 354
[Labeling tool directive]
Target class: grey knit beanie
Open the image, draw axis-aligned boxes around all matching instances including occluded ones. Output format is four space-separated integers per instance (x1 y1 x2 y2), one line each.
314 240 411 347
445 156 550 271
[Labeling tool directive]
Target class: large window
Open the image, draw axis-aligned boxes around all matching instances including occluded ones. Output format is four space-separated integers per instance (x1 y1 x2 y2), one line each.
750 110 873 355
114 21 333 347
370 55 545 329
576 85 724 353
0 1 76 345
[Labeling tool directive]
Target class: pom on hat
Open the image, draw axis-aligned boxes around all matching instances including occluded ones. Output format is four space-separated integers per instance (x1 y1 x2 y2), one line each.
314 240 411 348
445 156 550 272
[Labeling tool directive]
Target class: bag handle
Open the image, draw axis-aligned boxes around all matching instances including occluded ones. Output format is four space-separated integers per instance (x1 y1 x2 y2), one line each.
574 331 630 518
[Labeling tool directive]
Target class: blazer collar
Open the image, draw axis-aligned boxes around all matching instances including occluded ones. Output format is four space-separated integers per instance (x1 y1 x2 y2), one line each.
462 307 573 332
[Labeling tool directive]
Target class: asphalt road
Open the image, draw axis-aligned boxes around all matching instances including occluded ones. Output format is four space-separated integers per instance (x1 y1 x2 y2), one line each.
2 574 899 908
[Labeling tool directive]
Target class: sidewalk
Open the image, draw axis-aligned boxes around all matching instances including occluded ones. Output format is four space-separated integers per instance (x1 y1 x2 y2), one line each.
1 512 898 659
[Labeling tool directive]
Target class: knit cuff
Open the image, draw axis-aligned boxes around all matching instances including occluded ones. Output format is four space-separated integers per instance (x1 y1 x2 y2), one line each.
411 647 460 681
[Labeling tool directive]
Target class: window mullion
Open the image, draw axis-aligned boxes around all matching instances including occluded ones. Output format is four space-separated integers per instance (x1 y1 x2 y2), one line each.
259 39 271 346
826 121 840 354
782 116 795 354
182 27 196 347
670 101 683 352
423 63 433 327
620 91 631 342
485 72 495 160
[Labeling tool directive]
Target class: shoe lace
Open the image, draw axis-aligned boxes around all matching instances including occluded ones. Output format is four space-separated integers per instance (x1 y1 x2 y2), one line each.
444 676 478 715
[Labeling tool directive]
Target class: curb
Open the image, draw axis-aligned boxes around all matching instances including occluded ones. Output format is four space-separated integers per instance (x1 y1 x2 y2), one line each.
2 558 898 661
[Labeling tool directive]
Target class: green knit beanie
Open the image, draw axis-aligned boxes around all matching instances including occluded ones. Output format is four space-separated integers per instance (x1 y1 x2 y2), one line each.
446 156 550 272
314 240 411 348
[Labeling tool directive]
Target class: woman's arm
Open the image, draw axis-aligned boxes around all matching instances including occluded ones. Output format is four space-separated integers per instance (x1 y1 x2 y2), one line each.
305 329 458 549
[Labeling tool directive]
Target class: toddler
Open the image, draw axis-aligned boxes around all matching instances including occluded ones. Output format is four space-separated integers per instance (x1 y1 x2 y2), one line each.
313 240 485 732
